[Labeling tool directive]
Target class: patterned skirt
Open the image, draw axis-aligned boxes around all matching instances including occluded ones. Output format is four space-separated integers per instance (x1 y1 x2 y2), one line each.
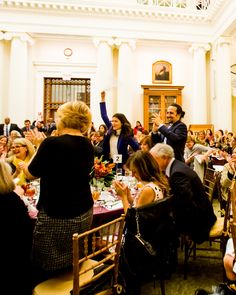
31 207 93 271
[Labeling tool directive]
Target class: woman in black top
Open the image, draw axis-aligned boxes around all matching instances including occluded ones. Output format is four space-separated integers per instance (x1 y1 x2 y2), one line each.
22 101 94 282
0 160 33 295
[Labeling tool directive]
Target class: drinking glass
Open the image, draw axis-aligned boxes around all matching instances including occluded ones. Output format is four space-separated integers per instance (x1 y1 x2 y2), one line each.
115 168 123 181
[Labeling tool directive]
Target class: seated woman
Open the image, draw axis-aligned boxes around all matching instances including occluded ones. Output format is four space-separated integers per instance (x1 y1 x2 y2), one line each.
139 135 153 152
6 137 36 185
114 151 177 295
0 135 9 159
114 150 168 211
0 160 33 295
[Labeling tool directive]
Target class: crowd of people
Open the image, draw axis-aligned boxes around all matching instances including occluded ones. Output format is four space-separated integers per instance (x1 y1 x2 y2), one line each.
0 92 236 294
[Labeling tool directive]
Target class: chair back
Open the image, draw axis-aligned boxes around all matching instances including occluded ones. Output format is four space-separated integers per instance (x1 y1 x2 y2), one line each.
203 167 217 202
230 178 236 254
72 215 125 295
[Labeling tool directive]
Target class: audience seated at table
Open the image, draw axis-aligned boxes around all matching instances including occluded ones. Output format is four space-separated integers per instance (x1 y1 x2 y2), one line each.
6 137 36 186
20 100 95 286
114 150 177 294
0 160 33 295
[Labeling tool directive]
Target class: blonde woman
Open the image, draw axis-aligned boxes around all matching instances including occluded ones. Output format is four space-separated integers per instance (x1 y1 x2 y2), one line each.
0 160 32 295
6 137 36 185
21 101 94 284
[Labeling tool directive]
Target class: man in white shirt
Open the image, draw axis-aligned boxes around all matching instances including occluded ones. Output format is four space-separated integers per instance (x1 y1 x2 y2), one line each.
0 117 22 137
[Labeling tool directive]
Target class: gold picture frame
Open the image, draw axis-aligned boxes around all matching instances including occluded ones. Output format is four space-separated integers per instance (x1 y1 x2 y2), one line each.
152 60 172 84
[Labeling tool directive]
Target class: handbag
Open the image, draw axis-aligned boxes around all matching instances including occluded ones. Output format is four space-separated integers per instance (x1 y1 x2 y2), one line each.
135 210 157 256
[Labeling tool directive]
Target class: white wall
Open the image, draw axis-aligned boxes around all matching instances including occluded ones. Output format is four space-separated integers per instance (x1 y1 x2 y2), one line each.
133 42 193 128
1 36 233 132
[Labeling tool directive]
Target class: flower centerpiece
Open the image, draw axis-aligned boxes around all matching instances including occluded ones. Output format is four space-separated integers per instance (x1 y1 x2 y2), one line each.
90 156 116 189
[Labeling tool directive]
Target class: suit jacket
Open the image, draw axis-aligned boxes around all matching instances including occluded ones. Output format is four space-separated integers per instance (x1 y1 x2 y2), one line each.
0 123 22 136
100 102 140 166
21 125 35 135
151 121 187 162
169 159 217 243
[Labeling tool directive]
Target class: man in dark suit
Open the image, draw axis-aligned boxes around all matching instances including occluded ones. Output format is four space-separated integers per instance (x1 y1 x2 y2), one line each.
150 143 217 244
21 119 35 137
151 103 187 162
0 117 22 137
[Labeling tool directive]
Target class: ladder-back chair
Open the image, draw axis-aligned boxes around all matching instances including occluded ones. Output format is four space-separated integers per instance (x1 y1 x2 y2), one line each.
33 215 125 295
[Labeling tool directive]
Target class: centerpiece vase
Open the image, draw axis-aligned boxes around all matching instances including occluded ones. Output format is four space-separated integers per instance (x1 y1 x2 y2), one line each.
92 178 105 192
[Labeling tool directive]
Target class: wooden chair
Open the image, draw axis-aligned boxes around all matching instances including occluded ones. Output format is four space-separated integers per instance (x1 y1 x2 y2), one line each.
33 215 125 295
203 167 217 203
183 188 231 280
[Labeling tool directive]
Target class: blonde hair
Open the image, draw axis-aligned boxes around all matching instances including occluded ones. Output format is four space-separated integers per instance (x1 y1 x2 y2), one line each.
12 138 36 159
0 160 15 194
56 101 92 134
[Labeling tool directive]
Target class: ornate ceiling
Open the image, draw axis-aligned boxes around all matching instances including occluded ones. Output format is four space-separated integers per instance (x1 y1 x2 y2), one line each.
0 0 235 44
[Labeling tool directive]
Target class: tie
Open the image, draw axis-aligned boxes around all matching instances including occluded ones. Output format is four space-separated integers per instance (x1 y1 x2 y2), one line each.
5 125 9 137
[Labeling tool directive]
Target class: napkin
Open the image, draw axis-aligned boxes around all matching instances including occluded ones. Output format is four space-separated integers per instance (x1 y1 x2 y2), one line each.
102 200 123 211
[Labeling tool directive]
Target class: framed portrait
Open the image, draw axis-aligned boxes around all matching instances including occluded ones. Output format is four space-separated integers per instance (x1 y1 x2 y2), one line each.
152 60 172 84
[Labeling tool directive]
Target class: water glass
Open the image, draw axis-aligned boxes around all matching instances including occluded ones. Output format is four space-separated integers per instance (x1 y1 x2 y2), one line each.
115 168 123 181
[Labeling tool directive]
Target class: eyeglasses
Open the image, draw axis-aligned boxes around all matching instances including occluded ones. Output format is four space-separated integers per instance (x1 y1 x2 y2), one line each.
11 145 26 150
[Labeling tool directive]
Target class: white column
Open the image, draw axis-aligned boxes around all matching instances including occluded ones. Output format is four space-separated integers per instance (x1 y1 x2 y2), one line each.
116 39 136 125
93 38 114 124
0 33 4 120
189 43 210 124
215 37 232 131
5 32 34 125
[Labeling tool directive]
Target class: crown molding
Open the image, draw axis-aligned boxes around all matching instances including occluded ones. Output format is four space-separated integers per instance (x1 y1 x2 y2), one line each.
0 0 226 24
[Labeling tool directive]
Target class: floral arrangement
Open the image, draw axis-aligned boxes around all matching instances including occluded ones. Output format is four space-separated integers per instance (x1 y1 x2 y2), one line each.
90 156 116 188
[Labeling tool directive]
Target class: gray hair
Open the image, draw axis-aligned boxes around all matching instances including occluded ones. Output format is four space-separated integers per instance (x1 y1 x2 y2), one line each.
150 143 174 159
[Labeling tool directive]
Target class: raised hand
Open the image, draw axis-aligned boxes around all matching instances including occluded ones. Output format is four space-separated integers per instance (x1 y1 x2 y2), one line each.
26 128 47 148
101 91 106 102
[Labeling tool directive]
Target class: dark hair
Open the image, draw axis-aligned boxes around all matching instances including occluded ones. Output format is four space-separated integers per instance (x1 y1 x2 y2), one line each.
98 124 108 134
112 113 132 137
206 128 213 136
218 129 224 136
170 103 185 119
140 135 153 150
125 150 169 197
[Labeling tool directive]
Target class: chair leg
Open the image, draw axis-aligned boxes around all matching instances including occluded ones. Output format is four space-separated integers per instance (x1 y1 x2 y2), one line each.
160 279 165 295
184 241 188 280
184 238 194 280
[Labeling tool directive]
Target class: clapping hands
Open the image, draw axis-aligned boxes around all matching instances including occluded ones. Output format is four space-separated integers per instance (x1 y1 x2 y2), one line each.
113 180 128 198
152 113 163 131
25 128 47 148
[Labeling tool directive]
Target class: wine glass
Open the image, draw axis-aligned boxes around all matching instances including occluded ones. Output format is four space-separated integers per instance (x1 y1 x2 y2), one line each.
115 168 123 181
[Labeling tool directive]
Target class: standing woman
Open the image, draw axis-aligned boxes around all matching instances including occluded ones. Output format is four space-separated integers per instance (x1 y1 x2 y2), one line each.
21 101 94 283
100 91 139 169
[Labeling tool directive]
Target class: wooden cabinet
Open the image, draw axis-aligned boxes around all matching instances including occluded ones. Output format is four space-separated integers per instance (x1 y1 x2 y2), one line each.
141 85 184 131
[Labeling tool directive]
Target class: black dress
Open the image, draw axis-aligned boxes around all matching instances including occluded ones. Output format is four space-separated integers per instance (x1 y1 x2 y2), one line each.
0 191 33 295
